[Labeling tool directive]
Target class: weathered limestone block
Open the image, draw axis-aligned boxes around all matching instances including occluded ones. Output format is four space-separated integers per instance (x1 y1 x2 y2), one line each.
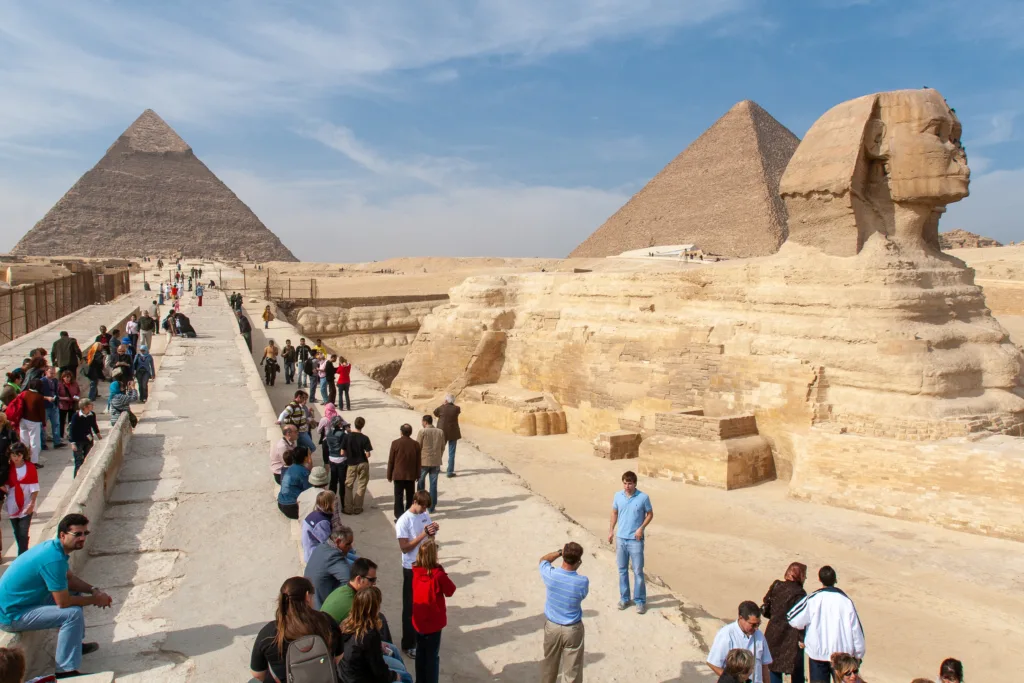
296 300 445 349
593 430 642 460
638 433 774 489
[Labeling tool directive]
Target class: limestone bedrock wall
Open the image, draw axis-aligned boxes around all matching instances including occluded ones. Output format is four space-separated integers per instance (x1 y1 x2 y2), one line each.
295 299 445 350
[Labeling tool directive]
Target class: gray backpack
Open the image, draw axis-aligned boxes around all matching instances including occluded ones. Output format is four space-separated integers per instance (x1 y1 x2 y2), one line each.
285 634 338 683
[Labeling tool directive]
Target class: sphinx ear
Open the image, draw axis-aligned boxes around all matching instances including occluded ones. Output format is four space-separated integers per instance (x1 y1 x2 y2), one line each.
864 118 888 159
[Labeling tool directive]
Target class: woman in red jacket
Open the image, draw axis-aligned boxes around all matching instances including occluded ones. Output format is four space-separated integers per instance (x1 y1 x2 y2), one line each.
411 540 456 683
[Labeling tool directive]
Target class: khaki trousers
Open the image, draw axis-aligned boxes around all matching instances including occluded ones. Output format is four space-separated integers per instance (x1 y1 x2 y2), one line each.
541 619 584 683
344 462 370 513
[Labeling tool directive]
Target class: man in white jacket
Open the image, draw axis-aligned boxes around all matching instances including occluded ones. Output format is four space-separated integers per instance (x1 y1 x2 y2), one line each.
787 565 865 683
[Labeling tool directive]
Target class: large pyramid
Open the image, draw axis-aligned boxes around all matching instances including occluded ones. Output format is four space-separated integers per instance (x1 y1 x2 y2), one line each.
570 100 800 259
13 110 297 261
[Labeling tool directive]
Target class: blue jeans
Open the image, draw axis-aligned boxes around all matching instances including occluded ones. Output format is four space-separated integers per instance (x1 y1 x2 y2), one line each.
616 538 646 606
284 361 295 384
297 366 307 388
383 643 412 683
418 466 439 512
770 655 805 683
309 378 319 402
297 431 316 456
446 440 457 475
415 629 442 683
0 600 85 673
808 659 830 683
45 402 62 445
88 378 99 401
319 378 328 403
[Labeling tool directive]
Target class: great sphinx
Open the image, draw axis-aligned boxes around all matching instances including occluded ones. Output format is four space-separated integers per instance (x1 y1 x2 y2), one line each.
393 89 1024 539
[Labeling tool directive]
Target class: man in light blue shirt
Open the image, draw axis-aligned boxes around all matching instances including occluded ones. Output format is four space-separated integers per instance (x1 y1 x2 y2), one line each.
608 470 654 614
708 601 773 683
538 542 589 683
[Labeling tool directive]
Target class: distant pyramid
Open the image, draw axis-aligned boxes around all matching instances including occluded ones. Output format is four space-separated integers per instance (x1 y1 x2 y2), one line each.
13 109 297 261
570 101 799 259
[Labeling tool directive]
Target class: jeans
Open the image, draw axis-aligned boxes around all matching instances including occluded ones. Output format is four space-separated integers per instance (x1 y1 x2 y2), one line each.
616 538 647 606
337 383 350 410
45 402 62 445
770 656 806 683
297 366 307 388
808 659 831 683
264 320 269 329
10 515 31 555
329 461 347 499
383 645 413 683
418 466 439 512
137 373 151 402
297 431 316 456
393 480 414 520
0 600 86 673
319 378 328 404
402 567 415 650
308 378 318 402
446 440 457 475
284 361 295 384
59 407 74 440
73 440 93 477
278 502 299 519
88 378 99 401
415 629 442 683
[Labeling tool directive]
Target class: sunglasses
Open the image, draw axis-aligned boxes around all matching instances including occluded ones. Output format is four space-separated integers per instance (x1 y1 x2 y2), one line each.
67 531 91 538
843 671 859 678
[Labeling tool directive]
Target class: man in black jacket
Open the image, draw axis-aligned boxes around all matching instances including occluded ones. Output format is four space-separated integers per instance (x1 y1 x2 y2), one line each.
295 337 312 389
236 311 252 351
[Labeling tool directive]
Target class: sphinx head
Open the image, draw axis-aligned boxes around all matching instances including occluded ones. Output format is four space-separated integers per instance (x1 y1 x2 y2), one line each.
781 88 969 255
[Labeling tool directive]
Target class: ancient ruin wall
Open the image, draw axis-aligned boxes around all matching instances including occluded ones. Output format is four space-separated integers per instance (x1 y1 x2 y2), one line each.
294 299 446 350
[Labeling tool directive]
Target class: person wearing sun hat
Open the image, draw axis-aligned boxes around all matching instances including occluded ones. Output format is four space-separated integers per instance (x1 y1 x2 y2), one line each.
298 465 330 522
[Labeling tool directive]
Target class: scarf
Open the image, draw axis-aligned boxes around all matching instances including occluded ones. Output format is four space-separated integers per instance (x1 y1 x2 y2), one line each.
7 462 37 512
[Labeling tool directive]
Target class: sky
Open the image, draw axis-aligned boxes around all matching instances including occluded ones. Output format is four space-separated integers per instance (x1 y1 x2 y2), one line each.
0 0 1021 261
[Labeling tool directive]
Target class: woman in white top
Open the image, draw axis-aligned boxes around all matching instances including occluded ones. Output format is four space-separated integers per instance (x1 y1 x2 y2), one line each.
5 442 39 555
125 314 140 353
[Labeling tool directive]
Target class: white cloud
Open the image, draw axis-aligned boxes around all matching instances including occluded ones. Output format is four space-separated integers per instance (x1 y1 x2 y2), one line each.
943 168 1024 244
968 112 1017 147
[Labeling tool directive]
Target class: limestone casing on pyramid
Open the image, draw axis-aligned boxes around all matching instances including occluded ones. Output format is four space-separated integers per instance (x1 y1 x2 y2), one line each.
12 109 297 261
569 100 800 259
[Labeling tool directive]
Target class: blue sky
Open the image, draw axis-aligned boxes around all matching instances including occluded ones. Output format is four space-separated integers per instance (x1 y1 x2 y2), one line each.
0 0 1021 261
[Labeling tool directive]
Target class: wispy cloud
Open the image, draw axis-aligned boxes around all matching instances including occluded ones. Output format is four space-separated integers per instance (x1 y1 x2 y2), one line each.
969 112 1017 147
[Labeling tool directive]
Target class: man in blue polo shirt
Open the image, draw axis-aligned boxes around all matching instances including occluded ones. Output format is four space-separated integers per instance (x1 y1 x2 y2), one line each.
538 542 589 683
608 470 654 614
0 513 113 678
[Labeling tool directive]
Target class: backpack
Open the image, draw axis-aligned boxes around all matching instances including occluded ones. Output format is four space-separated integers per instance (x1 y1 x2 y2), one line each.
285 634 338 683
4 392 24 432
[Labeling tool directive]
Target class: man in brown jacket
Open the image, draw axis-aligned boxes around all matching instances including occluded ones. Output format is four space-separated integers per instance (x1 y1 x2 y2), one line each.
387 423 422 521
433 394 462 478
416 414 446 513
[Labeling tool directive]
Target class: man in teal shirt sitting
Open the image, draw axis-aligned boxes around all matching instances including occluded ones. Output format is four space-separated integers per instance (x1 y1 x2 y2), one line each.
0 514 113 678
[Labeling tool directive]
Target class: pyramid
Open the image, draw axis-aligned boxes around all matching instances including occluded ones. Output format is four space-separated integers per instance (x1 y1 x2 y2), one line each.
13 109 297 261
570 101 800 259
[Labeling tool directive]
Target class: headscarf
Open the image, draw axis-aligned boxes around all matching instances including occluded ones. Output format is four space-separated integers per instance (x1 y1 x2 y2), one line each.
109 378 123 396
7 460 38 513
784 562 808 585
87 341 104 366
317 403 338 434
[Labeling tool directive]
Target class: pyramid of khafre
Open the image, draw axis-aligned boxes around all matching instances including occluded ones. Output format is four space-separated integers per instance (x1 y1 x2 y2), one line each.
13 109 297 261
570 101 800 258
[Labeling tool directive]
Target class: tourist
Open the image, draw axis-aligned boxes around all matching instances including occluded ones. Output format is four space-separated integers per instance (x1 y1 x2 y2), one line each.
195 282 204 306
108 377 139 427
278 447 313 519
412 540 456 683
0 415 15 552
828 653 863 683
296 338 312 388
40 367 64 450
298 465 330 521
300 488 335 562
317 353 329 407
339 586 412 683
236 310 252 352
262 305 275 329
249 576 342 683
23 356 47 389
0 646 25 683
261 340 280 386
133 345 156 403
786 566 865 683
763 562 808 683
95 326 111 347
68 399 100 478
49 331 81 375
416 415 444 513
278 390 317 455
125 314 139 353
396 490 437 656
138 310 156 350
19 379 46 466
608 470 653 614
717 649 756 683
939 658 963 683
707 601 772 683
270 424 301 485
432 394 461 478
342 416 373 515
305 519 357 608
539 542 589 683
387 424 421 521
111 344 134 381
336 356 352 410
56 370 81 444
0 513 112 679
84 344 105 402
321 557 378 624
0 370 23 410
162 310 177 341
303 353 318 402
313 338 327 357
316 402 339 464
281 339 297 385
323 414 350 500
149 299 159 319
5 444 37 556
175 312 196 338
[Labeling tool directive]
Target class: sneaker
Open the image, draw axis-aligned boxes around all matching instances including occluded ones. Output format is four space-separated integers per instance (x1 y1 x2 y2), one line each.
34 462 44 469
82 642 99 655
446 472 456 478
617 600 630 610
636 604 647 615
405 648 416 659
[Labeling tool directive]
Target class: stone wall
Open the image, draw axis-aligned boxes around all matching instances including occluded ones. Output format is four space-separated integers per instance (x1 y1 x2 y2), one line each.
295 299 446 351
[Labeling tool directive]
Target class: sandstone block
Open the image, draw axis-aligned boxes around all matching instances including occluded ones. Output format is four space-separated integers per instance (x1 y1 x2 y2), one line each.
593 430 642 460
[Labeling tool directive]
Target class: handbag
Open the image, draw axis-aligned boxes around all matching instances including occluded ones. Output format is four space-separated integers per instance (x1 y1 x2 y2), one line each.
761 579 781 620
127 410 139 429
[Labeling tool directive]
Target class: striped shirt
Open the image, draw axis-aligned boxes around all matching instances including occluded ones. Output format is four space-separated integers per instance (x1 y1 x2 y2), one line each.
539 561 589 625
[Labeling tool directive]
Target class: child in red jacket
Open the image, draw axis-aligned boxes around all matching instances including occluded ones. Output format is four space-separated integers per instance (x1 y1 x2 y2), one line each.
411 540 456 683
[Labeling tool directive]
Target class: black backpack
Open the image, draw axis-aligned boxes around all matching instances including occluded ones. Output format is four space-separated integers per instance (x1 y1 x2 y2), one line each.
285 634 338 683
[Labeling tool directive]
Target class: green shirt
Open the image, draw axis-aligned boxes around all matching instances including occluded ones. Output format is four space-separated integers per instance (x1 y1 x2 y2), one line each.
320 584 355 624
